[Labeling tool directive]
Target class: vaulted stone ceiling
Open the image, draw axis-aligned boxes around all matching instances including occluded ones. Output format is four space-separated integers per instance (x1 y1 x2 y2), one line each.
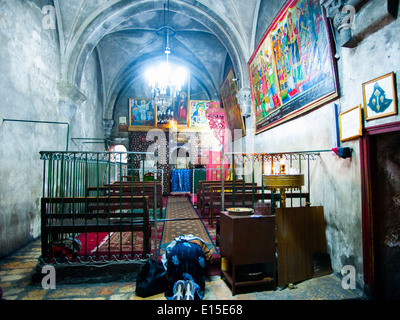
53 0 285 135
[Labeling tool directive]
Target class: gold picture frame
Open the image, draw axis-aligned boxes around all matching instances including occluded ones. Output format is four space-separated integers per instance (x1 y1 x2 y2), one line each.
248 0 339 133
362 72 398 121
339 105 362 142
128 98 157 131
220 67 246 140
189 100 211 130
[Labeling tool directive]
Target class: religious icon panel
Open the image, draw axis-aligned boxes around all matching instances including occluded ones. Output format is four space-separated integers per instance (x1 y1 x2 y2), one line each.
362 72 398 121
248 0 339 133
189 100 210 129
129 98 156 131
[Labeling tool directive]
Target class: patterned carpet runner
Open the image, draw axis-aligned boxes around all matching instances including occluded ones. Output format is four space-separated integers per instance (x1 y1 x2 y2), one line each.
158 196 219 257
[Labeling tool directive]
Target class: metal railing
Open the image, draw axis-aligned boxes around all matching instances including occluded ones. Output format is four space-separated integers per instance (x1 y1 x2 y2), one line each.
223 150 328 211
38 148 328 265
39 150 160 265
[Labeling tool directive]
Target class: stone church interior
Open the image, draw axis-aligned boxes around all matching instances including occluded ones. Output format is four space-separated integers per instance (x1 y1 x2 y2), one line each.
1 0 400 301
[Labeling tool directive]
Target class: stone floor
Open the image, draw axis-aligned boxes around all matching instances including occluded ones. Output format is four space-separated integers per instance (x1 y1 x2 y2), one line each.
0 239 368 301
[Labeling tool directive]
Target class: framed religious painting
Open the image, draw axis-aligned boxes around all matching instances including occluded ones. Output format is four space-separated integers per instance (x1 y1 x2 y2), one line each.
189 100 211 129
128 98 156 131
173 89 189 126
248 0 339 134
157 76 190 128
362 72 398 121
220 67 246 139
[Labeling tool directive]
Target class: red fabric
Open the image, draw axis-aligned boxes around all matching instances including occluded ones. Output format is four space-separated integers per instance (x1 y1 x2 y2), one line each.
203 151 229 181
74 226 162 260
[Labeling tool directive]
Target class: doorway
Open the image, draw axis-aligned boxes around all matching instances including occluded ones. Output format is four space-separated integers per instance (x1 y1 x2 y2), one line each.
361 122 400 299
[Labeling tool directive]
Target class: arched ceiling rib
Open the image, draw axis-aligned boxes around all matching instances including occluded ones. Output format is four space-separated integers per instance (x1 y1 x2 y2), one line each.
54 0 263 122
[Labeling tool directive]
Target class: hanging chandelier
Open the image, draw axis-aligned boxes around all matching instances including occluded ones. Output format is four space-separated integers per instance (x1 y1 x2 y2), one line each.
146 0 187 114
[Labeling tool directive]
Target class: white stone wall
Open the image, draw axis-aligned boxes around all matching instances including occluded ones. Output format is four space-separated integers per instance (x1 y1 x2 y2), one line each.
0 0 104 258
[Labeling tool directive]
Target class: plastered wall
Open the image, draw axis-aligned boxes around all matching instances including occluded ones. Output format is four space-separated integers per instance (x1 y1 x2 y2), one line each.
0 0 104 259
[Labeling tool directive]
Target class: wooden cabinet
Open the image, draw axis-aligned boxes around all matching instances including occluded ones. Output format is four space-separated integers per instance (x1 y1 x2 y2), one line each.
219 207 330 294
219 212 276 295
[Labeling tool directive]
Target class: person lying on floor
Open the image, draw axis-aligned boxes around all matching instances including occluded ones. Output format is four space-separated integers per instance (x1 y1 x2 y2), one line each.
161 234 213 300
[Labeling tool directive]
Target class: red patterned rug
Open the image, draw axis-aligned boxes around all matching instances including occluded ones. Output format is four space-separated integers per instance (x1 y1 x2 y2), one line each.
74 196 220 269
75 224 163 260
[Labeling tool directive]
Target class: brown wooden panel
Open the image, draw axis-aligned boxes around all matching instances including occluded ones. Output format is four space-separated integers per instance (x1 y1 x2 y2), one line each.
276 206 327 286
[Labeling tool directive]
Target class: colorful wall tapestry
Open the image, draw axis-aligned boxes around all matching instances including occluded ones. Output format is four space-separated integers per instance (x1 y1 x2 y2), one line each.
248 0 338 133
129 98 156 129
220 67 246 139
189 100 210 128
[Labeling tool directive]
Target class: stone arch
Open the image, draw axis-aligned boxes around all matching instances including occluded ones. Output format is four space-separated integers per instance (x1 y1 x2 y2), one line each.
62 0 250 98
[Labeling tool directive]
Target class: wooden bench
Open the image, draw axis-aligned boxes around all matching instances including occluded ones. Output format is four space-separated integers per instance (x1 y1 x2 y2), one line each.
86 183 163 215
208 185 310 226
40 196 151 262
196 180 241 213
112 180 164 195
196 180 242 204
112 181 160 186
208 185 264 226
197 180 252 217
111 181 163 192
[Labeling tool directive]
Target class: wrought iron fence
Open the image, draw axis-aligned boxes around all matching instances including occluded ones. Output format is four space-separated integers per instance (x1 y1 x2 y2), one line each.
39 150 161 265
38 148 327 265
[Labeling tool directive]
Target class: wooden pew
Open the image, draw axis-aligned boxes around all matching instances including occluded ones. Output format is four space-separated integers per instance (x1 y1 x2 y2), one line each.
196 180 242 205
198 180 252 217
112 181 164 195
208 185 310 226
196 180 241 213
86 183 163 214
111 181 163 192
208 185 264 226
40 196 151 261
112 181 160 186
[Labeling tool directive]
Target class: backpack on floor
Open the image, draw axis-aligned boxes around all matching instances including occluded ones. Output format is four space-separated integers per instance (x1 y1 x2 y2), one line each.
136 259 168 298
